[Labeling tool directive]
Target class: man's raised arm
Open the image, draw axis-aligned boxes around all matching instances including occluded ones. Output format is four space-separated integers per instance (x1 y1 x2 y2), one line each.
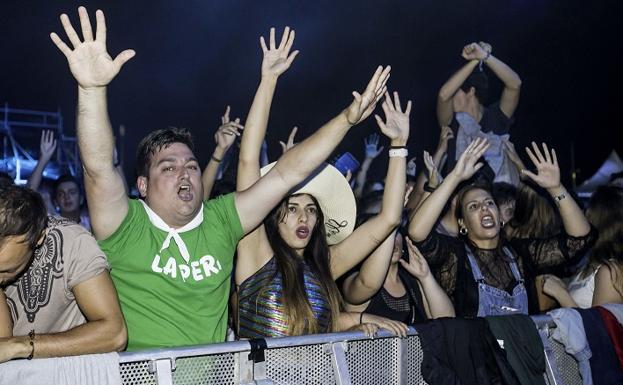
50 7 135 240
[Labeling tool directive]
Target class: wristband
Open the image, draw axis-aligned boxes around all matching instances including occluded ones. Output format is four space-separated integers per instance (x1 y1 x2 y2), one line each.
359 312 365 325
483 51 491 62
553 192 567 204
211 155 222 163
27 330 35 360
389 148 408 158
389 145 407 150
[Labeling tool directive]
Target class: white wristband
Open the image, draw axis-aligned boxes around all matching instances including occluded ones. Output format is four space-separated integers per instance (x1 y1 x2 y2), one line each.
389 148 408 158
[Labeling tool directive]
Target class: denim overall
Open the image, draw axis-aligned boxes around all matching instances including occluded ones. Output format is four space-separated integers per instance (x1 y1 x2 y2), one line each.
465 245 529 316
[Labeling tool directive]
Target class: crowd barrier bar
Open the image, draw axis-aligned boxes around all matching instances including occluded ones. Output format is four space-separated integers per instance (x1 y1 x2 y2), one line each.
114 315 582 385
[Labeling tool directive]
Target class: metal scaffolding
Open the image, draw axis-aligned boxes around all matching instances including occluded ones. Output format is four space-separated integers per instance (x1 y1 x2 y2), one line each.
0 103 79 184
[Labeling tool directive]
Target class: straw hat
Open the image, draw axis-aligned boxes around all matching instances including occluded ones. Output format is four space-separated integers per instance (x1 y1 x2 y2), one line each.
260 162 356 245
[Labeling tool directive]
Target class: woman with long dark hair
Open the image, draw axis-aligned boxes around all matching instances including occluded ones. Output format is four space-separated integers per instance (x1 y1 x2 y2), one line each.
233 27 408 337
542 185 623 307
408 138 595 316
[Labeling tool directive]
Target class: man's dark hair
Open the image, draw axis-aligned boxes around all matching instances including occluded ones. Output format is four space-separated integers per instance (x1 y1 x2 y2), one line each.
492 182 518 207
53 174 81 197
461 70 489 104
135 127 195 177
0 172 13 188
0 184 48 250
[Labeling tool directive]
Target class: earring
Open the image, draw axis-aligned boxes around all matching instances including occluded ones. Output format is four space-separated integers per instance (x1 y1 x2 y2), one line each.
501 221 505 228
459 227 468 235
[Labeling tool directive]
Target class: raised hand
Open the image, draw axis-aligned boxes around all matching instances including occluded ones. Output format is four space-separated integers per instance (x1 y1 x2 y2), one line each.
279 126 298 154
503 139 527 172
374 91 411 144
478 41 493 55
345 66 391 125
214 106 244 151
450 137 490 181
50 7 135 89
363 133 384 159
523 142 561 190
423 150 443 188
436 126 454 154
461 42 488 61
260 27 299 78
399 237 431 280
39 130 57 162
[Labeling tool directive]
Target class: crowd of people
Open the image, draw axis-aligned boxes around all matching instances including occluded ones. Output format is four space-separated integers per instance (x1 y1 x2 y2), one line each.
1 7 622 380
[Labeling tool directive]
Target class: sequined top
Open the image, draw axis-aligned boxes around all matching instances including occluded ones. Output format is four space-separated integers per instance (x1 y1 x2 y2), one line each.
238 256 332 338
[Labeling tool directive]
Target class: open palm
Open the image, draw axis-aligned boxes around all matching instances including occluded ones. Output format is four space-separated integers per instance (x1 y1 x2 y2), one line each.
345 66 391 125
374 91 411 142
260 27 298 78
523 142 560 189
50 7 135 88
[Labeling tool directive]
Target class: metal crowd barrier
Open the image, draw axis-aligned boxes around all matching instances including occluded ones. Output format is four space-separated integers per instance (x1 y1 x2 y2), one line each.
118 315 582 385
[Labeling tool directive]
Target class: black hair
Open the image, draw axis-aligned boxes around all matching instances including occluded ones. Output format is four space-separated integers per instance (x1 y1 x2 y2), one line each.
492 182 518 207
460 70 489 104
135 127 195 177
0 184 48 250
53 174 81 198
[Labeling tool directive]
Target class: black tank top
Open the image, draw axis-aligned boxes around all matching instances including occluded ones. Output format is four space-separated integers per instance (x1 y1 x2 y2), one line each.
364 268 427 324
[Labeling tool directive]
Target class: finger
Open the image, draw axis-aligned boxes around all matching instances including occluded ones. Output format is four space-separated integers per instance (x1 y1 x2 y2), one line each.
95 9 106 43
364 66 383 94
50 32 73 57
352 91 362 103
78 6 94 42
288 126 298 144
552 148 558 167
374 114 387 131
285 50 299 67
381 100 390 117
376 146 385 154
384 92 394 111
52 139 57 149
269 27 276 50
113 49 136 70
345 169 353 182
223 105 231 123
405 100 412 115
542 143 552 164
60 13 82 48
259 36 268 53
393 91 402 113
531 141 546 164
284 29 295 54
279 141 287 153
474 162 484 172
278 26 290 51
377 66 391 91
522 169 538 182
474 140 490 158
525 146 540 166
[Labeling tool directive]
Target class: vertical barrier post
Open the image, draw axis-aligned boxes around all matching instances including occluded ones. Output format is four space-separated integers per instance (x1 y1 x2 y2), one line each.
149 358 175 385
326 341 352 385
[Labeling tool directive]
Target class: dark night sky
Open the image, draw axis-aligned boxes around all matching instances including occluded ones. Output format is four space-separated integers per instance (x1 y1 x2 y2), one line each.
2 0 622 187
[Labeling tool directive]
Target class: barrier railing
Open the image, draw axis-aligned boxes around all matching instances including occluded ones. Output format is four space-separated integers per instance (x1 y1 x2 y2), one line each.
117 315 583 385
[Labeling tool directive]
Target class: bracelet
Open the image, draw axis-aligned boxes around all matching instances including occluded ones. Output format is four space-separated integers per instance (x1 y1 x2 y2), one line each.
389 145 407 150
27 329 35 360
389 148 408 158
553 192 567 204
423 183 437 193
211 155 222 163
483 51 491 62
359 312 365 325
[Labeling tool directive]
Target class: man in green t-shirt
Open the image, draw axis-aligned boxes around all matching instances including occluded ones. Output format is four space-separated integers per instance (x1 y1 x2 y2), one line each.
50 7 389 350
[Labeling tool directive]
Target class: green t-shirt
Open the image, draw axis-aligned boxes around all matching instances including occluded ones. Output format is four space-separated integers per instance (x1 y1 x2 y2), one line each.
98 193 243 351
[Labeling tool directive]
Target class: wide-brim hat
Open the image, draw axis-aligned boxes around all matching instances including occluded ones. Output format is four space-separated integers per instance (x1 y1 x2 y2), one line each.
260 162 356 245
